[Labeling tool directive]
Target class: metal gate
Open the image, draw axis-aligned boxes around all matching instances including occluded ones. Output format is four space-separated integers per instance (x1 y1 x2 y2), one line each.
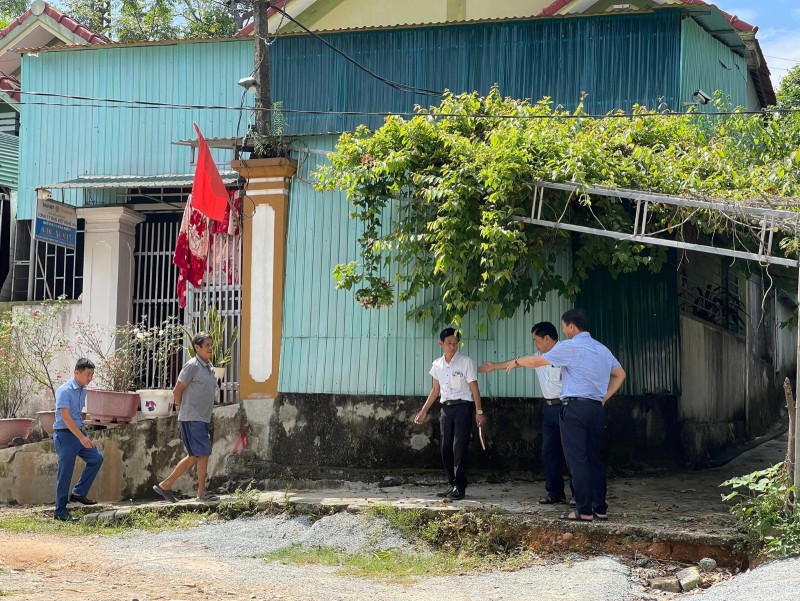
132 202 242 403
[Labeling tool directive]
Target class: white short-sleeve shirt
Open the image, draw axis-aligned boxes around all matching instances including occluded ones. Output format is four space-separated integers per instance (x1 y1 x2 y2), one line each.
430 352 477 403
535 364 562 399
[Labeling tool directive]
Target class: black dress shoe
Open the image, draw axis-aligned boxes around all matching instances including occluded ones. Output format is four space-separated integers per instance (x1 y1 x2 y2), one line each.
69 493 97 505
436 486 455 498
447 487 465 500
54 514 79 522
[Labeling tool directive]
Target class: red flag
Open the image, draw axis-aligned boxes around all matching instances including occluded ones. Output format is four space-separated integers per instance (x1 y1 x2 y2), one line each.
191 123 228 222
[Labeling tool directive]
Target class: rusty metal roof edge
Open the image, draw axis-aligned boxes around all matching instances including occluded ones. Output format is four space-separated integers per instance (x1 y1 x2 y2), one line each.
15 6 740 54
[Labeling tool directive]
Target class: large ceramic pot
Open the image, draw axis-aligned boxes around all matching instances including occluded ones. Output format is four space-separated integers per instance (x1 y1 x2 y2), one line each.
0 418 35 447
85 390 141 425
36 411 87 437
36 410 57 436
137 389 173 419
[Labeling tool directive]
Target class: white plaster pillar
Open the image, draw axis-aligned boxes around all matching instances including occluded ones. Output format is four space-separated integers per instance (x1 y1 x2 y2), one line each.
77 206 145 329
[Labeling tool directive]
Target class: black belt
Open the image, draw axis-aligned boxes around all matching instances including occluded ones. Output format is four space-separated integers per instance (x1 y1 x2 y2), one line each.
545 399 561 406
441 399 471 406
561 396 602 405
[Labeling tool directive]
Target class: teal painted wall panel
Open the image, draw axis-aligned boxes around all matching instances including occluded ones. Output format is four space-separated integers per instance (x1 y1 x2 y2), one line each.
279 136 572 397
17 39 254 219
0 132 18 189
576 253 681 397
680 18 748 109
18 12 686 219
271 12 683 134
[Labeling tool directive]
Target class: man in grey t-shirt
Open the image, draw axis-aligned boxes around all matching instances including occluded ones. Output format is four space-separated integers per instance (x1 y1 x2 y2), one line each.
153 332 220 504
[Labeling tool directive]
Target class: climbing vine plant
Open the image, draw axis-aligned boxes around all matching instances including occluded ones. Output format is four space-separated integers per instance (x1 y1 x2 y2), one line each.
316 88 800 325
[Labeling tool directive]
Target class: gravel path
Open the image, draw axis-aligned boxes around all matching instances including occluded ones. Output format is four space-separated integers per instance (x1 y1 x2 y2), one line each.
683 557 800 601
102 513 652 601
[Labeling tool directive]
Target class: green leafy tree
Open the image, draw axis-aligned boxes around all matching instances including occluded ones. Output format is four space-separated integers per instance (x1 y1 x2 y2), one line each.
0 0 30 27
52 0 246 41
317 88 800 326
777 64 800 109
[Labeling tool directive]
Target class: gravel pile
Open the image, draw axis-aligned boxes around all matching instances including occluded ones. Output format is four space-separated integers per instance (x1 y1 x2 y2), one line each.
107 511 417 560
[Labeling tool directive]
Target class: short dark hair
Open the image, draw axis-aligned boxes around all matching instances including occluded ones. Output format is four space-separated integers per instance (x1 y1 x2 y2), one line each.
75 357 95 372
192 332 213 349
439 327 461 342
562 308 589 332
531 321 558 341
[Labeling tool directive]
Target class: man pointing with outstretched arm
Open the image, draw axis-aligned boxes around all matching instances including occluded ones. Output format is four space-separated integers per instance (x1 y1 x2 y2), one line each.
479 309 625 522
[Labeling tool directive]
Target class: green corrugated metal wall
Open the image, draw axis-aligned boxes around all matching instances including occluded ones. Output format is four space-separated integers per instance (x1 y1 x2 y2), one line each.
0 132 18 189
679 18 748 109
18 11 686 219
576 252 681 397
271 11 683 134
279 136 573 396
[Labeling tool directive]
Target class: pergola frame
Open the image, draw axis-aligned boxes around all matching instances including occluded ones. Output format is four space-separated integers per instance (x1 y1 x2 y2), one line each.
516 181 800 491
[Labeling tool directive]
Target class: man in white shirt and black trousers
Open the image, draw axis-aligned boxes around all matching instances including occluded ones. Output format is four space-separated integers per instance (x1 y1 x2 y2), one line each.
414 327 486 500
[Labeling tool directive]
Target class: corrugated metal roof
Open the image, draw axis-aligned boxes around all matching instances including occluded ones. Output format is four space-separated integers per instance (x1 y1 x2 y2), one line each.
44 172 239 189
0 131 19 189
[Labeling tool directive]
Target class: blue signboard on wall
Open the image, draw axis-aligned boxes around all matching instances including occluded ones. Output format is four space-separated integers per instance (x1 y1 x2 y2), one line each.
34 196 77 250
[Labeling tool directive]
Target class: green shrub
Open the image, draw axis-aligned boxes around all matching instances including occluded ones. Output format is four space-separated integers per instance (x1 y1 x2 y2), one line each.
721 462 800 557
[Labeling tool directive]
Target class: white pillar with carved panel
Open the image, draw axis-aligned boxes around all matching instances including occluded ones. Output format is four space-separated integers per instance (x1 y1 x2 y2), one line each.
77 206 145 329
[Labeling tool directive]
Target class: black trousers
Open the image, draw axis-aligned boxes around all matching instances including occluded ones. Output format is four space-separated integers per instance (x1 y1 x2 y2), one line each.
439 402 474 490
542 402 569 501
560 398 607 517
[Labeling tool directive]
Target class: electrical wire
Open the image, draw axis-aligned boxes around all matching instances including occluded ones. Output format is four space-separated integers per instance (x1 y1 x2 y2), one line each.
13 89 800 119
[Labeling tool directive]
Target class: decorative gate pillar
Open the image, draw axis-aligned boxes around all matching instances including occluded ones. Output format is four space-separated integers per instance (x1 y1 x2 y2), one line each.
77 206 145 329
231 158 297 399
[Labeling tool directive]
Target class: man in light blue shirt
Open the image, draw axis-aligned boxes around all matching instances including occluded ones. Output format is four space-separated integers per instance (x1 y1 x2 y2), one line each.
483 309 625 522
53 358 103 521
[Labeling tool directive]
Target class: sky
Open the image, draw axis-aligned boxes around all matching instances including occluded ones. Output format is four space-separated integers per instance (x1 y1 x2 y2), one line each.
711 0 799 90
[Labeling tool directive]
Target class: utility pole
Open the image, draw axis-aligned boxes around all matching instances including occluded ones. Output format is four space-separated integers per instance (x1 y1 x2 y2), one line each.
253 0 272 137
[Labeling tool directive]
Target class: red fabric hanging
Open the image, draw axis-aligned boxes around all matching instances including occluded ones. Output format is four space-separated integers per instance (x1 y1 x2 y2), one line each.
191 123 229 222
173 195 210 308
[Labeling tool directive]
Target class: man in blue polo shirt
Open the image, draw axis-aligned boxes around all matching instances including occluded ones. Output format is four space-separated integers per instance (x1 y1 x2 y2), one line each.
53 358 104 521
481 309 625 522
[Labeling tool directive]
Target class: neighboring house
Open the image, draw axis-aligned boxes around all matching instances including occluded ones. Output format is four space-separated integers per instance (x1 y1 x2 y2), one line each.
0 0 107 300
10 3 791 476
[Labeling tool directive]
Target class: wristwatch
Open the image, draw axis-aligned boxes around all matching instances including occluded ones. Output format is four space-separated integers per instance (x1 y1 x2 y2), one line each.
476 410 484 415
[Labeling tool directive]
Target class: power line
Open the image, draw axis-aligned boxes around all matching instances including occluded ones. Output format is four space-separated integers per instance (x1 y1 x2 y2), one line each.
765 55 800 64
14 88 800 119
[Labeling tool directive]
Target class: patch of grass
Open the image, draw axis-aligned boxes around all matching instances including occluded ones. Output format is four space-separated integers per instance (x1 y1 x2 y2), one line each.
217 480 263 519
0 509 205 536
368 504 527 556
263 544 482 582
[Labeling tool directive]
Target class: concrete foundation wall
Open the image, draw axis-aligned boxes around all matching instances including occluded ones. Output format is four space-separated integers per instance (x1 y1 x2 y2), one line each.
0 405 240 506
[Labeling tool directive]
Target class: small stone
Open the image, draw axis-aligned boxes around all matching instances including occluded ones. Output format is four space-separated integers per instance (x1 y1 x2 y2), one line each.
698 557 717 571
649 576 681 593
677 566 702 591
561 532 574 541
382 476 402 487
636 558 655 568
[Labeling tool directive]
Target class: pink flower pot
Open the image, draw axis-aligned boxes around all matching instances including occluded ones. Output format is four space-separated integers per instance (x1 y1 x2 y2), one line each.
85 390 141 425
36 411 57 437
0 418 35 447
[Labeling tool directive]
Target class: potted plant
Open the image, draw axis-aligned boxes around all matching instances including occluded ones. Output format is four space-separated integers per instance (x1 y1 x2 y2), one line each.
0 316 36 447
72 318 147 425
182 303 239 380
135 316 184 419
5 300 71 440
